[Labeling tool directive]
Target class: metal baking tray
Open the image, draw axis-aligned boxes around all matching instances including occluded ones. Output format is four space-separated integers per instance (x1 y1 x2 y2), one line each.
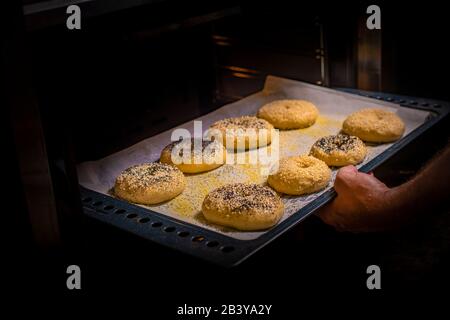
79 76 449 267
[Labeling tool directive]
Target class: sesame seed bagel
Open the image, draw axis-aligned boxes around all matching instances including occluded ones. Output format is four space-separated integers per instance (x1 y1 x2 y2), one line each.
342 108 405 143
114 163 186 205
160 138 226 173
202 183 284 231
310 134 367 166
208 116 274 150
257 99 319 129
268 156 331 195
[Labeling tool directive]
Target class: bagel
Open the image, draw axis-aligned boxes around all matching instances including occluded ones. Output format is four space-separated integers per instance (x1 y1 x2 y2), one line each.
160 138 226 173
114 163 186 204
342 108 405 143
208 116 274 150
310 134 367 166
267 156 331 195
202 183 284 230
257 99 319 129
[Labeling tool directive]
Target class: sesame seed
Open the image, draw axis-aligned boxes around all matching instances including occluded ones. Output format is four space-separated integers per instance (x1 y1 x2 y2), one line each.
117 163 181 189
314 134 359 153
211 116 271 130
204 183 281 214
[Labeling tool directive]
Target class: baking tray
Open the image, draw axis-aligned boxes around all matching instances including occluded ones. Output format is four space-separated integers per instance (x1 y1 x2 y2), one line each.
78 76 449 267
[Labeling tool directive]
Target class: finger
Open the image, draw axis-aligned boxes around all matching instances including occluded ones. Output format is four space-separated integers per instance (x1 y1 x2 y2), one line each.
357 170 389 189
322 213 348 232
317 203 333 223
317 201 346 230
334 165 358 193
316 196 340 223
334 222 348 232
342 165 358 174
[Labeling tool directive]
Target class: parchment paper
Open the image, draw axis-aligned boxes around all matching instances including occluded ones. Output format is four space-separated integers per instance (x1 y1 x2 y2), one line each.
77 76 430 240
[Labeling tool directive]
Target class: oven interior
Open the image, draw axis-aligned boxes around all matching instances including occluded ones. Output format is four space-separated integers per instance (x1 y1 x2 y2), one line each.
10 1 450 268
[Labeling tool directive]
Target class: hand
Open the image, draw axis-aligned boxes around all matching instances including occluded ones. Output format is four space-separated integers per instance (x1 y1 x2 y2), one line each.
318 166 402 233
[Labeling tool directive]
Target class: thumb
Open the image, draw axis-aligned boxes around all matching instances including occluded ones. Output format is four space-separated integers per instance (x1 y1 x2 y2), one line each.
334 165 358 194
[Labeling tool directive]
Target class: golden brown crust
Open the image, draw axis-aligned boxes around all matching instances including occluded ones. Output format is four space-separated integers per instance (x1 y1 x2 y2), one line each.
267 156 331 195
310 134 367 166
202 183 284 231
114 163 186 204
342 108 405 143
160 138 226 173
257 99 319 129
208 116 274 150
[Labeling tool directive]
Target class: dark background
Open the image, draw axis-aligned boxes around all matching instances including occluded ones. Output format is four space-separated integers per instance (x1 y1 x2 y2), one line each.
3 0 449 311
